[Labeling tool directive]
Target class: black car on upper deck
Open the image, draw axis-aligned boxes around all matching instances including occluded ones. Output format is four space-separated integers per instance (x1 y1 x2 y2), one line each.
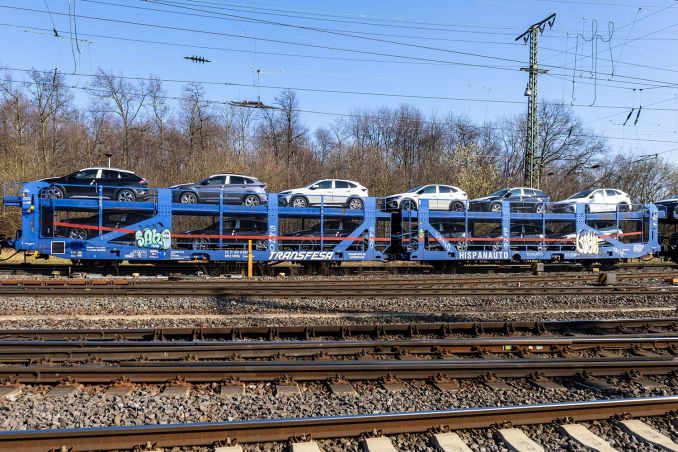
40 167 149 202
468 187 550 213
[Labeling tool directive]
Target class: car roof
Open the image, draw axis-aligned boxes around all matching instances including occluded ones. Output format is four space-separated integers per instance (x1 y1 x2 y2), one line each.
209 174 259 179
80 167 135 174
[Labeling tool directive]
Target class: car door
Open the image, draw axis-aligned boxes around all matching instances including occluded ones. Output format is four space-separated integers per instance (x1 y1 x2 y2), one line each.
437 186 452 209
200 175 226 203
227 176 248 205
333 180 352 206
589 190 604 212
506 188 523 210
100 170 122 199
309 180 333 205
68 169 100 198
416 185 438 209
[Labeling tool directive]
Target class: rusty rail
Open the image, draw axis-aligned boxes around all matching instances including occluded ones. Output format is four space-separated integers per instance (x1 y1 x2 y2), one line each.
1 335 677 363
1 317 676 341
1 356 677 384
0 396 676 451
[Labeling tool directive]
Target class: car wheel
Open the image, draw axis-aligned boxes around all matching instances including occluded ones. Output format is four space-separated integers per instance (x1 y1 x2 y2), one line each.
534 203 545 213
492 241 503 251
456 241 467 252
490 202 502 213
348 198 364 210
44 186 64 199
400 199 417 211
242 194 261 206
68 228 88 240
536 242 545 251
291 196 308 208
450 201 465 212
254 239 267 251
619 203 630 212
180 192 198 204
191 238 209 250
117 189 136 202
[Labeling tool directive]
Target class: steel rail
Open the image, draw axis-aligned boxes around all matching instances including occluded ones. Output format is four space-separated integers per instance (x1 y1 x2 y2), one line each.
0 284 674 297
0 261 672 277
1 335 677 363
1 318 676 341
0 396 676 451
0 271 674 287
1 356 677 383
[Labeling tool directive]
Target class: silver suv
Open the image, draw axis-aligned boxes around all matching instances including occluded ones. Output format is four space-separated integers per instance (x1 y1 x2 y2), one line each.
170 174 268 205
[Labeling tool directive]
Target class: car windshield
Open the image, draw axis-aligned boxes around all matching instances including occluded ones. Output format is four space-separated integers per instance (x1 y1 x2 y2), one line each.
568 190 594 199
489 189 508 197
407 185 424 193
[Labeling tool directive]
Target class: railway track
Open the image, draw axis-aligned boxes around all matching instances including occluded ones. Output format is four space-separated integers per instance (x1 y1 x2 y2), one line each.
1 396 676 451
1 334 677 363
1 355 676 384
2 320 678 383
0 273 675 297
0 260 674 276
2 317 676 340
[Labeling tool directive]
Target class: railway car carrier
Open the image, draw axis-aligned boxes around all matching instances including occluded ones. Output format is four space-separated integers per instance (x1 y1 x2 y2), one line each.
0 181 664 266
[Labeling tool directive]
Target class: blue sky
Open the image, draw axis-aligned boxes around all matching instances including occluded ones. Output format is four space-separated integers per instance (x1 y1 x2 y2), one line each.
1 0 677 163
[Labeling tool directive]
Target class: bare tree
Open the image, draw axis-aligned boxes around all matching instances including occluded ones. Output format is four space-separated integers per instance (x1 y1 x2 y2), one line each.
89 69 149 167
27 69 72 162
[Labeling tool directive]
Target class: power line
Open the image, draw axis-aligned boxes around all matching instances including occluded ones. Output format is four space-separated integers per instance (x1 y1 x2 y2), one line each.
2 71 676 151
84 0 528 65
0 4 528 72
5 5 678 93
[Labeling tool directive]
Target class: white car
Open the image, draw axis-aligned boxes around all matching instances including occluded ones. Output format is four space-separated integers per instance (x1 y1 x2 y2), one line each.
552 189 632 213
280 179 368 209
385 184 467 211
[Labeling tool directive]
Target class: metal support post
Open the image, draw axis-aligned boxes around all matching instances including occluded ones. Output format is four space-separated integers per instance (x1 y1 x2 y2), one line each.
516 13 556 189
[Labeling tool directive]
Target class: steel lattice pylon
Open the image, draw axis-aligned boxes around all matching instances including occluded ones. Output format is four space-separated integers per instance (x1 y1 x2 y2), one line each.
516 14 556 189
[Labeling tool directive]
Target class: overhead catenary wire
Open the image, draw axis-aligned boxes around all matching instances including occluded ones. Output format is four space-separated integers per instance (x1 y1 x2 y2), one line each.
7 3 678 94
2 68 678 150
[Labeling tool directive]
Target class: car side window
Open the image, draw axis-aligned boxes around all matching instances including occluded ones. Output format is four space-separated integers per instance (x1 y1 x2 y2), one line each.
439 186 452 194
606 190 617 196
73 169 98 180
244 178 255 184
101 170 120 180
230 176 245 185
418 186 437 194
222 220 236 229
524 189 536 196
348 182 357 188
508 189 522 197
335 181 350 189
315 180 333 189
207 176 226 185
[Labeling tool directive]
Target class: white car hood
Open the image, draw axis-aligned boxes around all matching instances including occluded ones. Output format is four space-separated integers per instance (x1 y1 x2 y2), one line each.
388 192 415 199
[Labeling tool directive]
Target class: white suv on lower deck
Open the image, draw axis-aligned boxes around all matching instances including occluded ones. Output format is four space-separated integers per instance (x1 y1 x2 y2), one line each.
280 179 368 209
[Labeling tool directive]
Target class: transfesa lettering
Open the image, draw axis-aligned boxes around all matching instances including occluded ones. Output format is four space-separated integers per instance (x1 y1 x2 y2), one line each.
268 251 333 261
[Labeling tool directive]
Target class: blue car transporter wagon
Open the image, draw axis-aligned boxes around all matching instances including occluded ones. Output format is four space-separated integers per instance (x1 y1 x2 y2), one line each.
3 181 391 264
2 181 661 265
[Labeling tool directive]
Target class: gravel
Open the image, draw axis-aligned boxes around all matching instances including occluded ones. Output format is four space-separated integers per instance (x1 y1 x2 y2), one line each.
0 293 674 331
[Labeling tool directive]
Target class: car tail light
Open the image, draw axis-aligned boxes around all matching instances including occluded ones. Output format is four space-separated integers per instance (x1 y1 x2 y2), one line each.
140 179 148 186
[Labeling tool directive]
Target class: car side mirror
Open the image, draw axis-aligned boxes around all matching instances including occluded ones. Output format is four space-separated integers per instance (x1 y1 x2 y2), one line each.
504 193 511 198
310 184 319 190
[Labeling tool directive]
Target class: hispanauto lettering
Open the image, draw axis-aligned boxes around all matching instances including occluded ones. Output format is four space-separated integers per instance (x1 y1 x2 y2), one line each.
457 251 509 260
268 251 334 261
